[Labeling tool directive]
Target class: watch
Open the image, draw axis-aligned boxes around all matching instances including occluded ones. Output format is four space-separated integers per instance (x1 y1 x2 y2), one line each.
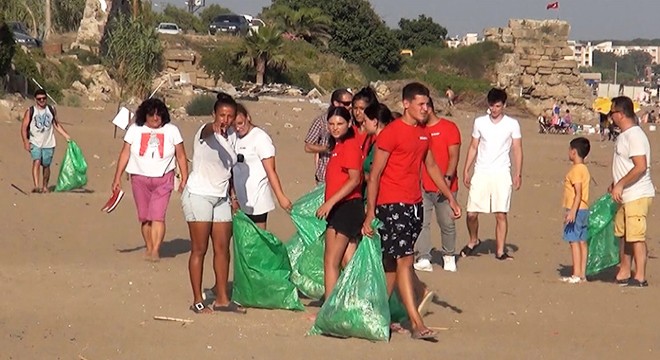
445 175 454 181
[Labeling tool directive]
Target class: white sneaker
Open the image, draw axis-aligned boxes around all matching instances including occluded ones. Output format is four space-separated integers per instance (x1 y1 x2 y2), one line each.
413 258 434 272
443 255 457 272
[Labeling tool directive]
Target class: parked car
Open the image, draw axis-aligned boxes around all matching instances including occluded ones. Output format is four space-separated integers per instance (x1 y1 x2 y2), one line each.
156 22 182 35
208 14 249 36
8 21 41 48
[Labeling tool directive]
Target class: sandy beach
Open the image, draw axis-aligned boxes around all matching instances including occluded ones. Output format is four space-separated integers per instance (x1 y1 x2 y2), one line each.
1 98 659 359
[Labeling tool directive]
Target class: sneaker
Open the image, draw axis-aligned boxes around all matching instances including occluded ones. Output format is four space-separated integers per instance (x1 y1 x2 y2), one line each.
442 255 457 272
567 275 583 284
413 258 433 272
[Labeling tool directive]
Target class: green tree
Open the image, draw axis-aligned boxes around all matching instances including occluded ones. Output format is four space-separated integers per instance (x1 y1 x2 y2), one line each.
237 25 286 85
102 14 163 98
0 12 16 80
263 5 331 47
199 4 231 27
162 4 204 33
395 15 447 50
269 0 401 73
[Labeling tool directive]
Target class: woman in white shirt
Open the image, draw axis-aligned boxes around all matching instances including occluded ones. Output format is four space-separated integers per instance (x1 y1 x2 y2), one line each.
183 93 245 314
112 98 188 262
231 104 292 229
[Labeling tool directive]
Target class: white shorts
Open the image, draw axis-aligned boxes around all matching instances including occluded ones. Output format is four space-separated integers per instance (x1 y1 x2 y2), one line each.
181 189 232 222
466 171 512 213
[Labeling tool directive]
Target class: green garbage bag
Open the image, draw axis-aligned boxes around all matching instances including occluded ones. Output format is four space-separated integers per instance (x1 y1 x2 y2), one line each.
285 184 327 300
309 220 390 342
586 193 620 276
55 140 88 192
389 291 409 324
231 211 304 311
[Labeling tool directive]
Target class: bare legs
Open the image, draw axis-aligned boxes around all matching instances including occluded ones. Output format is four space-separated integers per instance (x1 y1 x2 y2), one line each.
384 256 432 336
140 221 166 261
31 161 50 192
323 228 350 300
187 221 233 308
569 241 588 279
616 239 647 282
466 211 510 257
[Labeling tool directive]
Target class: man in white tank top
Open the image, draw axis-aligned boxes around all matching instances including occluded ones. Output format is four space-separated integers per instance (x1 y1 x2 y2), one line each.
20 89 71 193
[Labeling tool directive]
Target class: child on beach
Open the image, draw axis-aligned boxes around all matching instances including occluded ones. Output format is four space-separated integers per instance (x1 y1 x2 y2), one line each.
561 137 591 284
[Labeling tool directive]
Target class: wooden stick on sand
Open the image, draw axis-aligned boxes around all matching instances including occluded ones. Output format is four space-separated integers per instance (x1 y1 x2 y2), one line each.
428 326 449 331
153 315 194 323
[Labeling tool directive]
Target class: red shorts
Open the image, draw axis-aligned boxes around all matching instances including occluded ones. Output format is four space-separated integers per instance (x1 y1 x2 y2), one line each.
130 171 174 222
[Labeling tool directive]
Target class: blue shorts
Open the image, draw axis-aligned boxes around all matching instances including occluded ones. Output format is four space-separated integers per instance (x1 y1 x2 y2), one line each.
563 209 589 242
30 145 55 167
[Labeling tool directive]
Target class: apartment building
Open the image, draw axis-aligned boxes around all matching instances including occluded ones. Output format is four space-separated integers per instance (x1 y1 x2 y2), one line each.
568 41 660 67
446 33 481 48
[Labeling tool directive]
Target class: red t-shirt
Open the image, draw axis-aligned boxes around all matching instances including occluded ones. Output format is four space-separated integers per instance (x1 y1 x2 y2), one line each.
325 137 363 202
352 125 373 159
375 118 429 205
422 119 461 193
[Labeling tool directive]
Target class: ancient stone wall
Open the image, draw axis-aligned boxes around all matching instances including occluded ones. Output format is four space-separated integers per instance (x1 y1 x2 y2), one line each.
484 19 595 121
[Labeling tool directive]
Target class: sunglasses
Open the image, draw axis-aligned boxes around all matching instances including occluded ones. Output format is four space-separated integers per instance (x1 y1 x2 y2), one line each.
339 101 352 107
36 97 47 101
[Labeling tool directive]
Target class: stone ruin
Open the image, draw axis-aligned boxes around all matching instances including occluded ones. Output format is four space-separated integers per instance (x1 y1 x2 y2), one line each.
484 19 595 122
72 0 112 50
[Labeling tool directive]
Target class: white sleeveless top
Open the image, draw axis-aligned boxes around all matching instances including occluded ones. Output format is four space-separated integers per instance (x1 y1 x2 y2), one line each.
29 106 56 148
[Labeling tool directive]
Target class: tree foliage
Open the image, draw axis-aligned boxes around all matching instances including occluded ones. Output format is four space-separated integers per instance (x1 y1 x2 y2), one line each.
161 5 205 33
199 4 232 27
4 0 85 35
262 5 331 47
102 15 163 98
271 0 402 73
395 15 447 50
593 50 654 81
237 25 286 85
0 13 16 79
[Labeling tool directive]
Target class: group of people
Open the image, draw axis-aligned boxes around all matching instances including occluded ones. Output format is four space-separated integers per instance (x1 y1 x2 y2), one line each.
20 80 655 341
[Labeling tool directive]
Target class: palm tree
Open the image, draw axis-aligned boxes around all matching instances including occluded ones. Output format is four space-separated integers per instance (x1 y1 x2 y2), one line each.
237 25 286 85
263 5 331 47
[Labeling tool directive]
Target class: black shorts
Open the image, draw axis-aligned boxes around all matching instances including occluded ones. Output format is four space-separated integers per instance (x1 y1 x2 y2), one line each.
246 212 268 224
376 202 423 259
326 198 365 240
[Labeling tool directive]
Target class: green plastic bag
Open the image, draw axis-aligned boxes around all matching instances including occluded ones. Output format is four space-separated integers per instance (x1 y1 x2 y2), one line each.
55 140 88 192
309 220 390 342
231 211 304 311
286 184 327 300
389 291 409 324
586 194 620 276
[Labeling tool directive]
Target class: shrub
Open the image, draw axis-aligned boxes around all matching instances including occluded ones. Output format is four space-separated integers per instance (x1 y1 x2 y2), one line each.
200 44 251 84
64 94 81 107
421 71 491 95
185 95 216 116
69 48 102 65
439 42 505 79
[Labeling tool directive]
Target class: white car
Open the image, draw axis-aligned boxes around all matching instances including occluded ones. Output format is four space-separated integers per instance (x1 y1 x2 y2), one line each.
156 23 182 35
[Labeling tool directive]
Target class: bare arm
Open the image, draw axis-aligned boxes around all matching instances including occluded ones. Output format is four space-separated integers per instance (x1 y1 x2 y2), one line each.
362 148 389 235
425 151 454 199
304 142 328 154
511 138 523 178
111 143 131 191
321 169 361 210
447 143 460 178
51 109 71 140
20 109 30 151
616 155 647 189
462 137 480 186
262 156 292 210
174 143 188 192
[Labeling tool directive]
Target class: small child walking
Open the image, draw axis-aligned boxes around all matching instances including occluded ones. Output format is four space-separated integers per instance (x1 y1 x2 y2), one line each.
561 137 591 283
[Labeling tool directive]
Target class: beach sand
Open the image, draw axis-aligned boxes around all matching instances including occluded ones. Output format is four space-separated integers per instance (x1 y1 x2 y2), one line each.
1 98 658 359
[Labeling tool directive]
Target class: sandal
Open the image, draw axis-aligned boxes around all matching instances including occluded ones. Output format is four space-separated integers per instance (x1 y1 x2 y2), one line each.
390 323 408 334
615 277 631 286
459 240 481 257
495 252 514 261
212 301 247 314
190 302 211 314
411 328 437 340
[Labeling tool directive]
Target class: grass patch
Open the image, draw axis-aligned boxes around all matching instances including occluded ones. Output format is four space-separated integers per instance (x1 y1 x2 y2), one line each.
185 94 216 116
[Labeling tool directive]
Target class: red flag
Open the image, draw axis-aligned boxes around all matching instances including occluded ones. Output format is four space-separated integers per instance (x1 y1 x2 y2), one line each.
546 1 559 9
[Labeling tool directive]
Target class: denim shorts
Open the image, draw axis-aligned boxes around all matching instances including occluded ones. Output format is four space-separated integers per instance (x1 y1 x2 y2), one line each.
181 188 232 223
30 145 55 167
563 209 589 242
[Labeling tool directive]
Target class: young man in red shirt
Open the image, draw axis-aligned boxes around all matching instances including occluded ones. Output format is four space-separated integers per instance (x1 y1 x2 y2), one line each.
362 82 462 340
414 98 462 272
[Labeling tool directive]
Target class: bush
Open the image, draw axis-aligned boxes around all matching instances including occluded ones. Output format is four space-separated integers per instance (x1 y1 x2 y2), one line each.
63 94 81 107
421 71 491 95
200 44 251 84
439 42 506 79
0 18 15 78
185 95 216 116
69 48 102 65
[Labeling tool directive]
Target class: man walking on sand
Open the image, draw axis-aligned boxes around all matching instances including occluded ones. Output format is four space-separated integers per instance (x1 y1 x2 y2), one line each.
414 98 462 272
20 89 71 193
460 88 523 260
609 96 655 287
304 88 353 184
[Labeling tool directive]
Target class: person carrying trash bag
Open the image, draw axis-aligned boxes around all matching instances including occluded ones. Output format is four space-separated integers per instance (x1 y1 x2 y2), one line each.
55 140 88 192
231 210 304 311
286 184 327 300
309 220 390 341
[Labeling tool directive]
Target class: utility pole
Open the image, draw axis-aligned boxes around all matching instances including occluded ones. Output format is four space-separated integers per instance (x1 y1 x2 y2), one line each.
614 61 618 85
44 0 51 40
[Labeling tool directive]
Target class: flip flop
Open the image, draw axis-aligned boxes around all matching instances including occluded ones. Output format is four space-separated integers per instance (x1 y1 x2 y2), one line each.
459 239 481 257
390 323 408 334
615 277 631 286
212 302 247 314
495 253 514 261
417 290 435 316
411 328 437 340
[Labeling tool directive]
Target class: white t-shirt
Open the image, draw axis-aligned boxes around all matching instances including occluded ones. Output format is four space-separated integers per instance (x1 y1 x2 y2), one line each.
29 106 56 148
472 114 522 173
232 127 276 215
186 125 237 197
124 123 183 177
613 126 655 203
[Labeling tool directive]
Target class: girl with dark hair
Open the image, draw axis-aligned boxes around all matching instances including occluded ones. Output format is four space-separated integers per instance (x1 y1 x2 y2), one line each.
316 106 364 300
230 103 292 229
351 87 379 157
182 93 245 314
112 98 188 262
362 103 394 179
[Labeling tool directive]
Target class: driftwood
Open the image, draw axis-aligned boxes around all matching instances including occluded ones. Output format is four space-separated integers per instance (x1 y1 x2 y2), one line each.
153 315 194 323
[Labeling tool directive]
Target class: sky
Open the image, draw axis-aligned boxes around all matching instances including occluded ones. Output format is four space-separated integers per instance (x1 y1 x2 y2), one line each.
161 0 660 41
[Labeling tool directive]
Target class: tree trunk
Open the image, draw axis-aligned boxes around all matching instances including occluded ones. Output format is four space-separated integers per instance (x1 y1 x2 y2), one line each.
256 56 266 85
21 1 38 37
132 0 139 19
44 0 51 40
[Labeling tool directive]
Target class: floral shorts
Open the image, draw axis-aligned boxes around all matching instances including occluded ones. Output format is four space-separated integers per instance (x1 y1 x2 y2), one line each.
376 202 423 259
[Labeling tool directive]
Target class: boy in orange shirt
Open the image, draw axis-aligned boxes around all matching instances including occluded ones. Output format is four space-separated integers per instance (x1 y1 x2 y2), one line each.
561 137 591 284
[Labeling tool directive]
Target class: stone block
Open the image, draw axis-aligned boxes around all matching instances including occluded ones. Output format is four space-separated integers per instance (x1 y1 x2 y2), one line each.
557 68 573 75
561 47 574 57
164 49 195 62
166 60 179 70
518 59 531 67
525 66 538 75
538 60 555 68
538 67 553 75
545 74 561 86
521 74 535 88
554 60 577 68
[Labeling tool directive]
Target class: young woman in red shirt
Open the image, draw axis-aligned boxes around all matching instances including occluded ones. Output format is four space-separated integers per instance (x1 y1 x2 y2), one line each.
351 87 378 158
315 106 364 300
